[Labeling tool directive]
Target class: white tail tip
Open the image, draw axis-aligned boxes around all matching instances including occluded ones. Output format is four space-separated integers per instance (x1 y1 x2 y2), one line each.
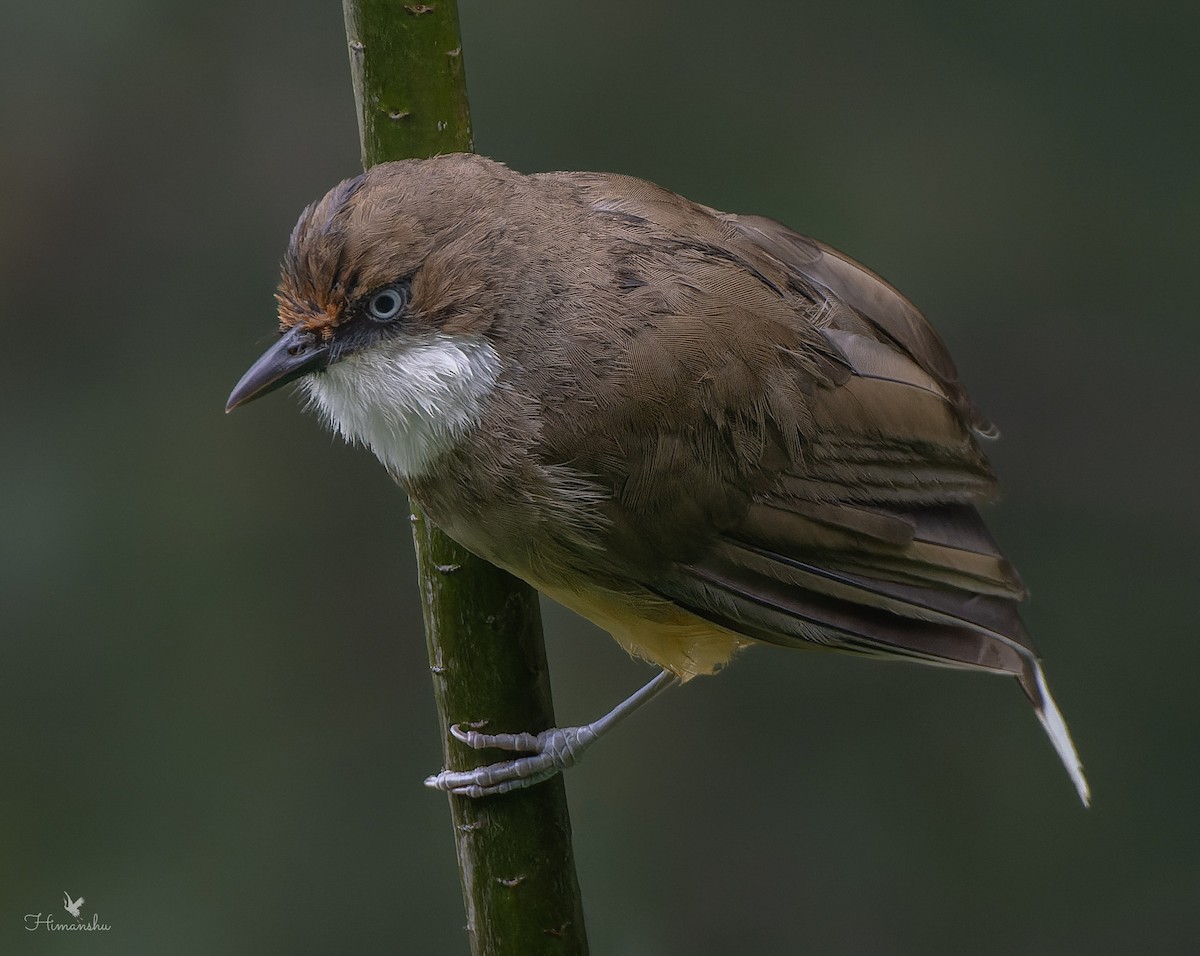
1032 665 1090 807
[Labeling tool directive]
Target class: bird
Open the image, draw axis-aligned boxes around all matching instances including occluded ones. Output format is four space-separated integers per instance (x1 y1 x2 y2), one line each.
227 153 1088 805
63 892 84 920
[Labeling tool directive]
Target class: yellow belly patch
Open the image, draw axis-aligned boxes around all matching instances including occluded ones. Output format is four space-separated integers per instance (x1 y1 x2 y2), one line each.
536 580 753 681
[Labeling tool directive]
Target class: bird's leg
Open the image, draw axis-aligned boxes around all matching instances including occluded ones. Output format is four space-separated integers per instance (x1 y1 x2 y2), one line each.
424 669 679 798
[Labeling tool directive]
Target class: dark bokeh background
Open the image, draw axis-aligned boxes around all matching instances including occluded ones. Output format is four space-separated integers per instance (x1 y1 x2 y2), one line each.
3 2 1196 953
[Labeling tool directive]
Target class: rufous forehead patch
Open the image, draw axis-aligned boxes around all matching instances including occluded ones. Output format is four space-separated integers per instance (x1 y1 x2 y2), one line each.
276 291 342 340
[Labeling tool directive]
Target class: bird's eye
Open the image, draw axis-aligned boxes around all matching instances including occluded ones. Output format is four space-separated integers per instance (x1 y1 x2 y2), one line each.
366 283 409 322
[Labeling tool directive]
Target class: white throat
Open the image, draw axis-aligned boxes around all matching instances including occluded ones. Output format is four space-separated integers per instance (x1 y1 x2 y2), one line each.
303 334 502 479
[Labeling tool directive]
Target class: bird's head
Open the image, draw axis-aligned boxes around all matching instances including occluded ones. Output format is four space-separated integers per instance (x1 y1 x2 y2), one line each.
226 154 528 477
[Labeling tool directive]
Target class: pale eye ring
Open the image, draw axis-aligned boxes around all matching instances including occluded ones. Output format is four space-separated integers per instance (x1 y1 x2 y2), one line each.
366 283 409 322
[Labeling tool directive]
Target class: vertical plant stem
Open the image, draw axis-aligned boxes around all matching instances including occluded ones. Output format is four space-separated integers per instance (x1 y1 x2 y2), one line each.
340 3 589 953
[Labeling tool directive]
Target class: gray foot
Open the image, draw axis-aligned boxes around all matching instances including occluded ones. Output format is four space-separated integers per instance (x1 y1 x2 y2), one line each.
424 669 679 799
424 724 598 798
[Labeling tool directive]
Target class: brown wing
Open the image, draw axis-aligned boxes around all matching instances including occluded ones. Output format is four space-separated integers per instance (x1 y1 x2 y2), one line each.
652 332 1036 676
540 174 1039 683
729 213 998 438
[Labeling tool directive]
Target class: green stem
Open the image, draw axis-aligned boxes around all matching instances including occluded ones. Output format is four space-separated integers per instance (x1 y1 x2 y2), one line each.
342 0 473 161
340 3 589 953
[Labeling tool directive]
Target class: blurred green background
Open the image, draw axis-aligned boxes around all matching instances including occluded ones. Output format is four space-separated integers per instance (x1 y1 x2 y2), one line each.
2 1 1196 953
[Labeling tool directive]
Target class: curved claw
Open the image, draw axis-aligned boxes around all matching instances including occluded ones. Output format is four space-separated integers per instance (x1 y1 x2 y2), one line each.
450 723 545 753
